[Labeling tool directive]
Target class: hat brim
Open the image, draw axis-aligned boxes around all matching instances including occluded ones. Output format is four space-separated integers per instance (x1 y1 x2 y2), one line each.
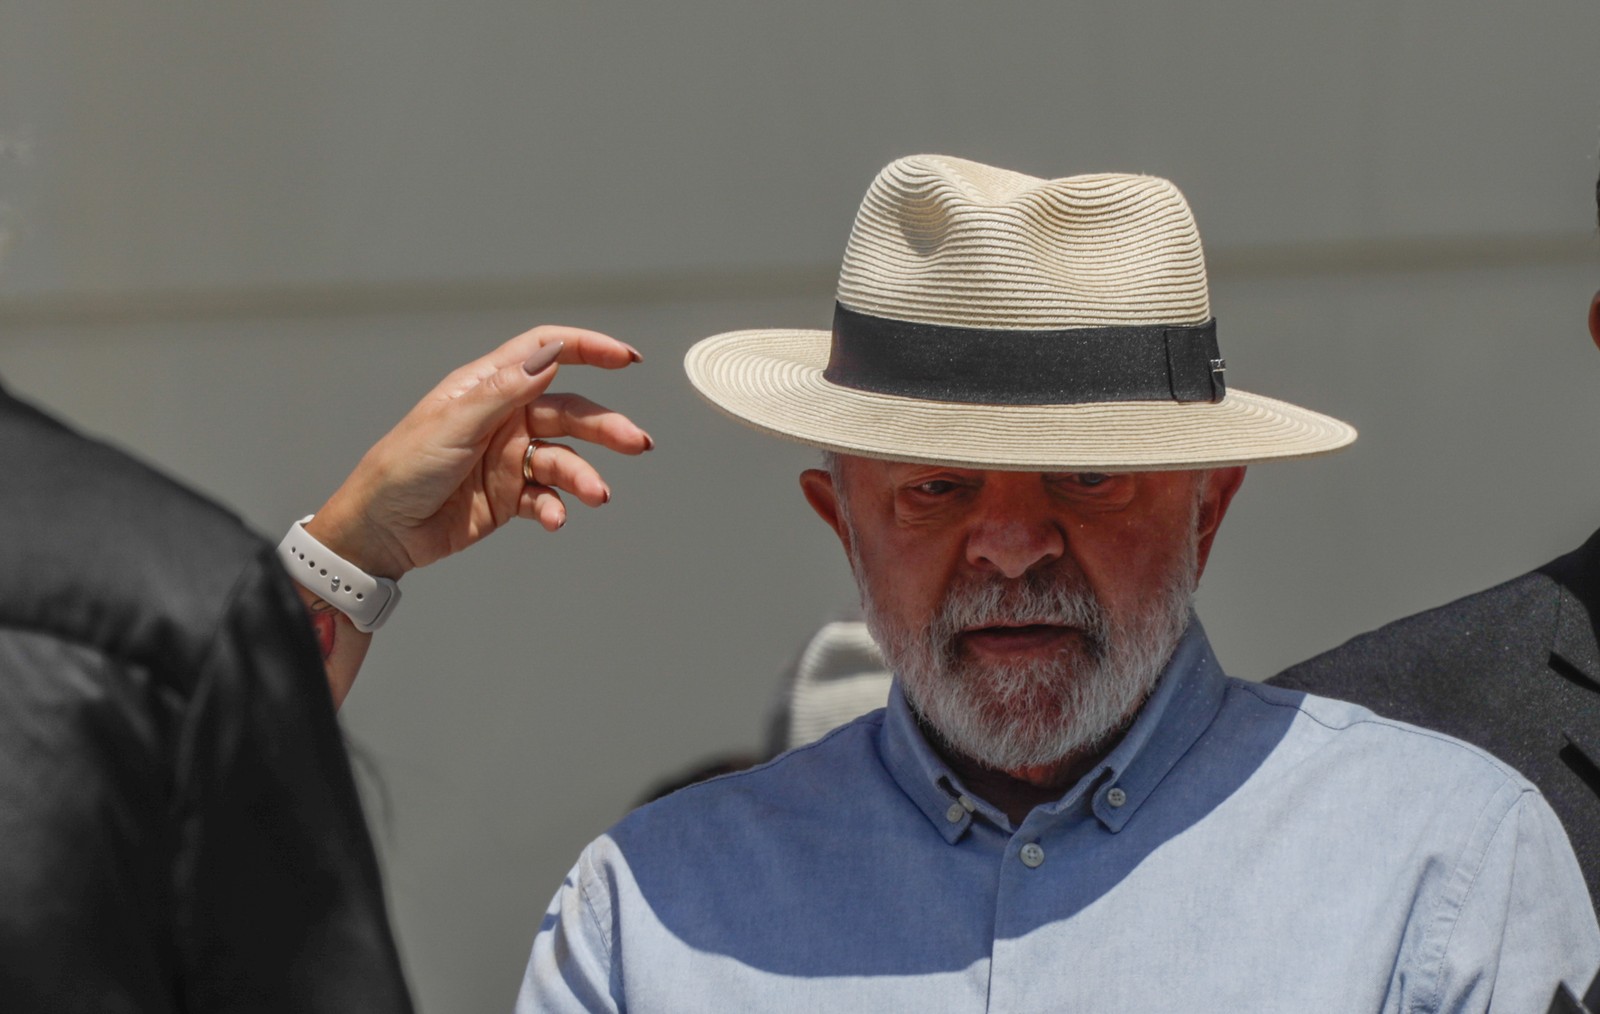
685 329 1356 471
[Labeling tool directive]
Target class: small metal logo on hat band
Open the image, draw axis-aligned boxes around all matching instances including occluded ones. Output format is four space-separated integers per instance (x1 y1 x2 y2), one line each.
1210 358 1227 374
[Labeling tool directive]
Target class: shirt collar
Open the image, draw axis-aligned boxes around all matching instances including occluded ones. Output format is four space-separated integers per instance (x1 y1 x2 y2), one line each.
878 617 1229 842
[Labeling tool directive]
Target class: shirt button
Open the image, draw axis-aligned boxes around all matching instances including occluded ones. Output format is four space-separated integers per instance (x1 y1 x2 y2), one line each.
1107 787 1127 808
1020 843 1045 868
946 803 965 823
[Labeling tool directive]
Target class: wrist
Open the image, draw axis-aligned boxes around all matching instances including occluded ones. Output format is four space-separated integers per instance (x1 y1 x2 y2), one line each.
277 516 403 633
304 496 413 582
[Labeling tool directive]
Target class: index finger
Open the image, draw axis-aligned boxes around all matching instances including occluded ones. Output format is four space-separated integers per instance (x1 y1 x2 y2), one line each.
429 324 643 403
494 325 643 375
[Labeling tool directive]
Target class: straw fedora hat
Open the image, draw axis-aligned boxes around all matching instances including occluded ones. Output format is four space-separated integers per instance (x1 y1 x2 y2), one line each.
684 154 1355 470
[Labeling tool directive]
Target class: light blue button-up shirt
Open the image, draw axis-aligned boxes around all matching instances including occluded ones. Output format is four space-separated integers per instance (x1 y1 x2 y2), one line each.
520 623 1600 1012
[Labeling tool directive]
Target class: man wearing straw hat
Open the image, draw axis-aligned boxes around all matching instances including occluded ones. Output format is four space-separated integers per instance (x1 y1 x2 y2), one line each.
264 156 1597 1007
507 155 1598 1010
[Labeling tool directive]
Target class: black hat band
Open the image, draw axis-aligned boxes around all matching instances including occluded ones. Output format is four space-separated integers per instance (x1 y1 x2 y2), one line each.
824 302 1226 406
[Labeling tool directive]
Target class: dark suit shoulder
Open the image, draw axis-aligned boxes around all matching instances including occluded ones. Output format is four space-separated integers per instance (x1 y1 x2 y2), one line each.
1270 562 1566 791
1274 567 1559 705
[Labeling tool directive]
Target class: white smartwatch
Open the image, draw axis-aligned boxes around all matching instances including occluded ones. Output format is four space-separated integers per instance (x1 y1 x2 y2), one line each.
276 516 402 633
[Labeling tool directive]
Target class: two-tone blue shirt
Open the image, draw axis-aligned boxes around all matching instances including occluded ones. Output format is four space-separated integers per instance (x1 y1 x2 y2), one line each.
520 623 1600 1011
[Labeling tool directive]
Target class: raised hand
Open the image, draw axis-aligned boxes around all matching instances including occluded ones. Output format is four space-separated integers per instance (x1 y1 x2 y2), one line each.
293 324 652 706
307 324 651 581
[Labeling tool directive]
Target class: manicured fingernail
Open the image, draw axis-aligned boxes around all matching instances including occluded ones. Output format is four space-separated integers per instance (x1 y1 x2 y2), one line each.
624 344 644 364
601 487 612 504
641 432 655 451
522 342 564 376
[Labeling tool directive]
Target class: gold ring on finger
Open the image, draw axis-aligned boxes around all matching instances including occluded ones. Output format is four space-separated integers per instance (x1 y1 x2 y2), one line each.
522 439 545 485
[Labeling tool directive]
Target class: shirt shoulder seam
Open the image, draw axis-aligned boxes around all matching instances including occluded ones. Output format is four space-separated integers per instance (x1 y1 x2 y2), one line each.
576 844 617 966
1230 681 1528 784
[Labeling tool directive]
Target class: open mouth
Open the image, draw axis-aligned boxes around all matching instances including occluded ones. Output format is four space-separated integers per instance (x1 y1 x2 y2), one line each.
958 623 1082 656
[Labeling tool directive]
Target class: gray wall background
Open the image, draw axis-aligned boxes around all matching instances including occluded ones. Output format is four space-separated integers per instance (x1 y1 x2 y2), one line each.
2 3 1598 1010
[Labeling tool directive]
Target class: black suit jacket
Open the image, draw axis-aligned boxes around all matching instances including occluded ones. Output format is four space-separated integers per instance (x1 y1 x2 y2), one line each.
1275 528 1600 914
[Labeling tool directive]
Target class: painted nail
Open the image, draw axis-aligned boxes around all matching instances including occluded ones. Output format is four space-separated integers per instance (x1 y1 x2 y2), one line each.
624 344 644 364
522 342 565 376
601 487 612 504
641 432 655 451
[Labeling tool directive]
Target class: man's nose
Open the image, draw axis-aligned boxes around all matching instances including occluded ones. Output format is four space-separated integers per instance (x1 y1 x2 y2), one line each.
964 505 1067 579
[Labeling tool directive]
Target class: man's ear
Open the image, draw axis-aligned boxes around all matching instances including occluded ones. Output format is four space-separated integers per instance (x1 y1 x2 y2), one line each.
1194 466 1246 580
1588 291 1600 352
800 469 852 555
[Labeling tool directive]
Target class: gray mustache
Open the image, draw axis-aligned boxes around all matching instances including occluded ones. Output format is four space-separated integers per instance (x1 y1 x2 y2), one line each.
933 577 1109 644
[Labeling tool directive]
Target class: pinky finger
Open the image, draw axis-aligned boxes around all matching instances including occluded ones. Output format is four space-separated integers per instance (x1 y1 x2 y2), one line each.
518 484 568 531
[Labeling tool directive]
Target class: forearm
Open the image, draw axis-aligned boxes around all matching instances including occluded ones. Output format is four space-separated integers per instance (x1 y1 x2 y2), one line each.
293 583 374 710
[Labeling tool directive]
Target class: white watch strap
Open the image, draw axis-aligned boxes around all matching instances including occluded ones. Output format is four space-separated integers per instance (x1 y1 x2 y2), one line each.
276 515 401 633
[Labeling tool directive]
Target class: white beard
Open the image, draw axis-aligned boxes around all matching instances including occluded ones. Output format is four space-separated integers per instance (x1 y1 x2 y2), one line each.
848 517 1197 773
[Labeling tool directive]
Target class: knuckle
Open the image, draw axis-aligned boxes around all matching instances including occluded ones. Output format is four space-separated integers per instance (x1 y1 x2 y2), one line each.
481 365 521 399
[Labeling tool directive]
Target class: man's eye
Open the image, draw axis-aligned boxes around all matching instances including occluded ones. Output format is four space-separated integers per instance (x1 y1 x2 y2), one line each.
913 480 959 496
1045 472 1117 492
